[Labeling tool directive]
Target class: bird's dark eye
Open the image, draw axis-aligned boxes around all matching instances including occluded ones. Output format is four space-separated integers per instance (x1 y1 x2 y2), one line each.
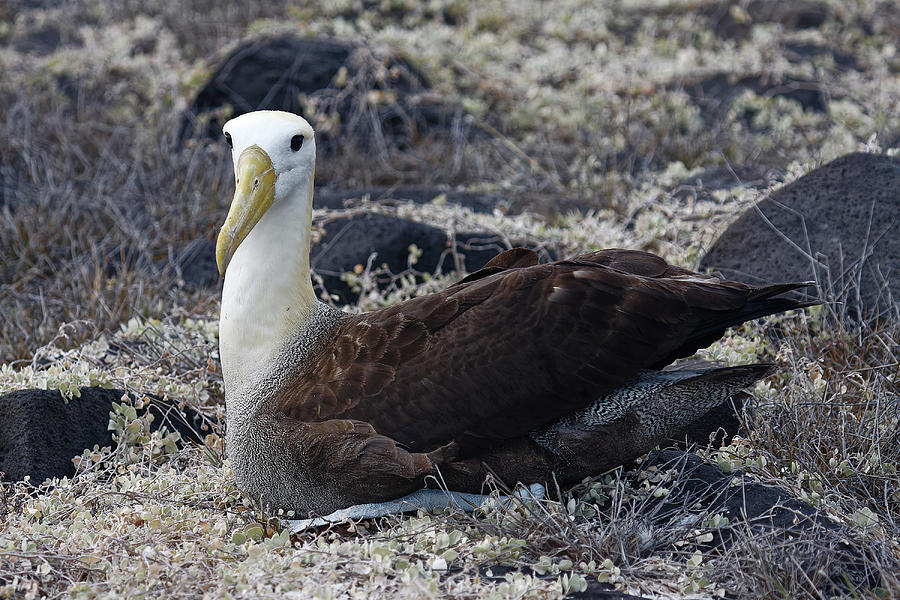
224 132 233 149
291 134 304 152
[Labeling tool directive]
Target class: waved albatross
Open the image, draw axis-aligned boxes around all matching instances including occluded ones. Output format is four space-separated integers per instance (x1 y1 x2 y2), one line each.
216 110 814 518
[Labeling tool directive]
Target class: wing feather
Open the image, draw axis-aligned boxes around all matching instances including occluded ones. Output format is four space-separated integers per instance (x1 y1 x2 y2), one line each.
275 248 812 455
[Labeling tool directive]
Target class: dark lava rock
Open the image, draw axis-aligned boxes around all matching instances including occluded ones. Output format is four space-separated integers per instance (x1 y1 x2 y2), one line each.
0 388 206 484
571 586 650 600
701 153 899 323
744 0 829 29
642 450 877 595
644 450 830 533
682 73 828 125
483 448 870 598
471 565 649 600
702 0 829 40
14 26 62 55
183 37 351 140
311 213 547 304
180 36 462 152
616 0 830 45
170 238 220 291
783 42 859 71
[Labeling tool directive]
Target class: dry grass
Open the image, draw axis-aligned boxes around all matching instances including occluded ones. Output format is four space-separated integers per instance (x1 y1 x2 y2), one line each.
0 83 230 361
1 0 899 598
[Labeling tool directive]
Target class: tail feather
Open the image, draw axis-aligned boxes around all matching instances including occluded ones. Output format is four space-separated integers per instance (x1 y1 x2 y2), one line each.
747 281 817 302
659 282 818 368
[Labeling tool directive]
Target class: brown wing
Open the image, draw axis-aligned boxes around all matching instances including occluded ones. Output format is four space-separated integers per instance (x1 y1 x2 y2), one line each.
275 248 812 455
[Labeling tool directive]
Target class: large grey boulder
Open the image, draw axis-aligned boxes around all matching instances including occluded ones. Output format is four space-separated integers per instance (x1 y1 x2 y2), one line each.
701 153 899 323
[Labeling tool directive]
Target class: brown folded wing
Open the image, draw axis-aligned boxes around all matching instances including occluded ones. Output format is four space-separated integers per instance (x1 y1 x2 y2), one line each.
274 248 810 456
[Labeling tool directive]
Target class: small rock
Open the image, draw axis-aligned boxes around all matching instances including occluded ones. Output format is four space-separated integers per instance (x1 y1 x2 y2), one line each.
179 36 462 153
644 450 827 532
702 0 829 40
683 73 828 124
782 42 859 71
0 388 206 484
641 450 875 594
311 213 545 304
14 26 63 55
744 0 829 30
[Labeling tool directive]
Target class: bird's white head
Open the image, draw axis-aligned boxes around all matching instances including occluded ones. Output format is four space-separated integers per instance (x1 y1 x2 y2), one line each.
217 110 316 276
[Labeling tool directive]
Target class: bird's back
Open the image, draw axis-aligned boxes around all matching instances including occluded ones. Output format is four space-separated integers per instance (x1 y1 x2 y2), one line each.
273 248 813 456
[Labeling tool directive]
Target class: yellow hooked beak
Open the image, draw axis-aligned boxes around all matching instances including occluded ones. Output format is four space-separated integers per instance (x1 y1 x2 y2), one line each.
216 145 277 276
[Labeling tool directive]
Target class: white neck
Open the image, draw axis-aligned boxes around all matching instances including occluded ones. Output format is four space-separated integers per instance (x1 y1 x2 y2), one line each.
219 171 317 398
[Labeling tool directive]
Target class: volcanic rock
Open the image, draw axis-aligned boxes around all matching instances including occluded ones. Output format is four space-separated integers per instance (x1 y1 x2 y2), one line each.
701 153 899 323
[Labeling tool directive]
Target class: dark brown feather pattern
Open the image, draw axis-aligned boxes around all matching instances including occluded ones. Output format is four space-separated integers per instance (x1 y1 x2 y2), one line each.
274 248 814 460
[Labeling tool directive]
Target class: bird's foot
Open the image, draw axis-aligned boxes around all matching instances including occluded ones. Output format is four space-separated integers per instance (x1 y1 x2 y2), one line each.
285 483 545 532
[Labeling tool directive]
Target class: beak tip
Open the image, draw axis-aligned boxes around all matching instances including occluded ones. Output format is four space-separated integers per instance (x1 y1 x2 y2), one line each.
215 244 228 278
